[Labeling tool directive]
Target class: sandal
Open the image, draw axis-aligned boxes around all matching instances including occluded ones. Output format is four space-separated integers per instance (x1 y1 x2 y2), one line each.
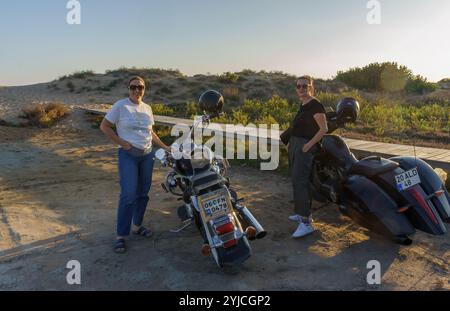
132 226 153 238
113 238 126 254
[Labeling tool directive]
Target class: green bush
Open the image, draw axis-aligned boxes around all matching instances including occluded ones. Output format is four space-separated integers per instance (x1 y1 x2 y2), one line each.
150 103 175 116
358 101 449 136
336 62 436 94
231 110 250 125
186 101 200 118
405 75 438 94
315 90 368 111
222 87 240 102
218 72 240 83
107 79 122 89
105 67 184 79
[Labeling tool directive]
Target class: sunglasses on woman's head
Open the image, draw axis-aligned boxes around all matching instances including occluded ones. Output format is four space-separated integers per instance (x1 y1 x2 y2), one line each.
296 84 309 90
129 85 145 91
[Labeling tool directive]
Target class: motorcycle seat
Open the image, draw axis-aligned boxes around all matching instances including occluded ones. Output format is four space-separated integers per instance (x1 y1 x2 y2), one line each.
192 171 223 192
348 156 399 178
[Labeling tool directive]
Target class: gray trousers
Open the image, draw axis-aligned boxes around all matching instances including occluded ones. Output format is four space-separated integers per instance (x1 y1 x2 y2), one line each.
288 136 317 217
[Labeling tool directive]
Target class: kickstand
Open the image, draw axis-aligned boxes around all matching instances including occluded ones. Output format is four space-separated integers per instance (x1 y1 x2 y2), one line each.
170 218 193 233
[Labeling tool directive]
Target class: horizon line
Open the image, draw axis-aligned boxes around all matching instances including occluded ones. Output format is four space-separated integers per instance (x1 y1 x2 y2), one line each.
1 63 448 87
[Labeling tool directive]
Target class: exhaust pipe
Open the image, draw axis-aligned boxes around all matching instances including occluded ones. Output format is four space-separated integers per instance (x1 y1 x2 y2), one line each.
235 204 267 239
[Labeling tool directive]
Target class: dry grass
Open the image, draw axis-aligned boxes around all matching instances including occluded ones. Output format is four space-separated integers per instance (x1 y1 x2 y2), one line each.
21 102 70 128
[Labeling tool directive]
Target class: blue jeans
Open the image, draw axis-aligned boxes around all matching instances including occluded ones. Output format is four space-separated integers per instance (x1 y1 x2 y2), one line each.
117 148 155 237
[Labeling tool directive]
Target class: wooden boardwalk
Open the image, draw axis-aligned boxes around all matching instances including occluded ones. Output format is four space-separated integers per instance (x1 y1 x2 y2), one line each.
79 106 450 171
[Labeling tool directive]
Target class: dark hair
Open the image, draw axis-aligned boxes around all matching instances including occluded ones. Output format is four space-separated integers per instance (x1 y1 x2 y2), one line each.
128 76 146 86
297 75 315 95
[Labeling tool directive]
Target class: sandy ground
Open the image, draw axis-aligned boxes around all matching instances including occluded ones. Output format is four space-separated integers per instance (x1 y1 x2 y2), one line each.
0 83 118 124
0 108 449 291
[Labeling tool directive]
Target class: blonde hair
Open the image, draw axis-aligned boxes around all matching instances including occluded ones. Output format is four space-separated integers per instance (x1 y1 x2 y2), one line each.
128 75 146 86
297 75 315 96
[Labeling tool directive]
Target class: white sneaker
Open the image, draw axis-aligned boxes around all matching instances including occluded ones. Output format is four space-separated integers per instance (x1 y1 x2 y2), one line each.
292 222 315 238
288 214 302 222
288 214 313 223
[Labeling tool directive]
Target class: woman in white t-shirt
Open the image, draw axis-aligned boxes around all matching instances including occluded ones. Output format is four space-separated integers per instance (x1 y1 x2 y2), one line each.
100 76 170 253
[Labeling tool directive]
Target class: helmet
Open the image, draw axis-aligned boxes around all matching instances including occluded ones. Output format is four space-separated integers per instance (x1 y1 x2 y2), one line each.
336 97 360 124
198 90 224 115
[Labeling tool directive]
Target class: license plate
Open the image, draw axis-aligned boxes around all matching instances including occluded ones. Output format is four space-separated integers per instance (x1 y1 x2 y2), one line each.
395 168 421 191
198 190 231 221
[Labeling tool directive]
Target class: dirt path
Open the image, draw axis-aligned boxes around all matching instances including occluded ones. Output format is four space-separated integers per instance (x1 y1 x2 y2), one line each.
0 113 448 291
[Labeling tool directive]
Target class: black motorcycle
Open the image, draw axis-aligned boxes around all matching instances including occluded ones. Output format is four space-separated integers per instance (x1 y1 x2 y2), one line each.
310 98 450 245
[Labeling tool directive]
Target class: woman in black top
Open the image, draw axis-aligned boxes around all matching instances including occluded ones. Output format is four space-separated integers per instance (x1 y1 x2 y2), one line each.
288 76 328 238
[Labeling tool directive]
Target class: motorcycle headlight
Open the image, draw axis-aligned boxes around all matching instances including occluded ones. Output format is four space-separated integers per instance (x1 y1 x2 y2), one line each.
213 156 229 176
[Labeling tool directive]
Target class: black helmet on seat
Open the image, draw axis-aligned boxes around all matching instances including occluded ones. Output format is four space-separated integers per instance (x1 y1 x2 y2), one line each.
198 90 224 115
336 97 360 125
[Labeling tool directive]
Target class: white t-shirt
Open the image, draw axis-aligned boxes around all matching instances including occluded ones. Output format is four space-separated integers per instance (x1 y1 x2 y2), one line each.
105 98 155 150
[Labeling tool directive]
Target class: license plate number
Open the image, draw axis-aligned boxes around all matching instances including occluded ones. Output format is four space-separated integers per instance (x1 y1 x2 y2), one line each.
395 168 421 191
202 194 230 219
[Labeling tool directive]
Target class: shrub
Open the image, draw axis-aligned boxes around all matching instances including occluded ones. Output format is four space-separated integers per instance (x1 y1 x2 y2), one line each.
79 86 93 93
69 70 95 79
223 87 240 102
218 72 240 84
316 90 368 110
186 101 200 118
107 79 122 89
157 85 173 95
105 67 184 79
238 69 257 76
241 96 295 127
21 102 70 127
405 75 438 94
231 110 250 125
66 81 75 92
59 70 95 81
96 86 112 92
150 103 175 116
357 100 449 137
335 62 436 94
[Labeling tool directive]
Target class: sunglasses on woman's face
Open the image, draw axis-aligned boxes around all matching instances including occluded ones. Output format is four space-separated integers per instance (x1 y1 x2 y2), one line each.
129 85 145 91
296 84 310 90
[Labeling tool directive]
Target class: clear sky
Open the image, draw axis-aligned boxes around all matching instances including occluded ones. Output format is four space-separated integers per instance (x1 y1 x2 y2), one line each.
0 0 449 86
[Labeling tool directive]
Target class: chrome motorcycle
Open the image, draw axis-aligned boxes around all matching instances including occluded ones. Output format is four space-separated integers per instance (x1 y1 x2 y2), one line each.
155 91 266 269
